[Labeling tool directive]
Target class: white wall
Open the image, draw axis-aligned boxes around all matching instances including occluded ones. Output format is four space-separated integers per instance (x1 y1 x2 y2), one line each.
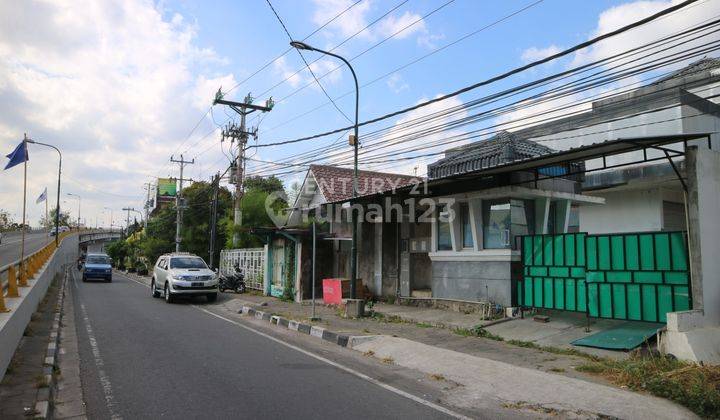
579 188 663 234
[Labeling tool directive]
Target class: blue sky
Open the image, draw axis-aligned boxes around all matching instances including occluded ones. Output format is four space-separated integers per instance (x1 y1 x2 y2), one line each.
1 0 717 226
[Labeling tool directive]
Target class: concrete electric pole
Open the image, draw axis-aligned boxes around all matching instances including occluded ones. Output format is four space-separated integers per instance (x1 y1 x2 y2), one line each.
170 154 194 252
213 90 273 247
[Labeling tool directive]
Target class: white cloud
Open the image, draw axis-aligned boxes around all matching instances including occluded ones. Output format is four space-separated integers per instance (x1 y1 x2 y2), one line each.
521 45 563 63
386 73 409 93
0 0 236 226
376 10 426 39
312 0 374 40
572 0 720 69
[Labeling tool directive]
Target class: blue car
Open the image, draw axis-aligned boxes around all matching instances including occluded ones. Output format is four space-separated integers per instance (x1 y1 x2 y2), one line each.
82 253 113 282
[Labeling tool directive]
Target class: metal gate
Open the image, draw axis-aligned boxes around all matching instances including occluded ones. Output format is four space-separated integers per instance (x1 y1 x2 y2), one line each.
219 248 265 291
585 231 691 322
518 233 588 312
516 231 691 323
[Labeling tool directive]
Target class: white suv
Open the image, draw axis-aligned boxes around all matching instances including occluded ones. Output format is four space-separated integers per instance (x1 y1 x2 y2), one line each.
150 253 218 303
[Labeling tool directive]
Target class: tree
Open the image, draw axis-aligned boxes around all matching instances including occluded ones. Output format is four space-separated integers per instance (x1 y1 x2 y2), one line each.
287 181 302 206
243 175 284 194
179 181 232 263
40 206 71 229
225 178 288 249
0 209 11 230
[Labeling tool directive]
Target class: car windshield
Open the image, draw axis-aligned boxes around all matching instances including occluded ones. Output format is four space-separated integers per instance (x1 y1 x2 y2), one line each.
86 255 111 265
170 257 207 269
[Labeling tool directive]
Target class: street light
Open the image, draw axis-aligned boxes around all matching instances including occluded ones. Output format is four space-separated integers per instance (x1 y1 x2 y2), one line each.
25 138 62 246
67 193 81 229
104 207 114 231
290 40 361 299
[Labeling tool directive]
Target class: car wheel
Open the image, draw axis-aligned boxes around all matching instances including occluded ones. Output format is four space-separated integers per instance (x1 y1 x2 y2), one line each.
82 276 87 282
107 277 112 283
164 284 174 303
151 281 160 298
206 293 217 303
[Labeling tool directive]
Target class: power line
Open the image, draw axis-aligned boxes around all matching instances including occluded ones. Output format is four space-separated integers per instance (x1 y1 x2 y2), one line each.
250 0 701 150
264 0 352 123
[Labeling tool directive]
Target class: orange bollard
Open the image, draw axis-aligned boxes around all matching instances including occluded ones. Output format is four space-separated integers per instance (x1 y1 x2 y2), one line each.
7 266 20 296
18 262 28 287
0 276 9 311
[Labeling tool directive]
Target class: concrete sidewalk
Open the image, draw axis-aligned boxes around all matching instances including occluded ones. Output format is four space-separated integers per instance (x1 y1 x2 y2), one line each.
350 336 695 419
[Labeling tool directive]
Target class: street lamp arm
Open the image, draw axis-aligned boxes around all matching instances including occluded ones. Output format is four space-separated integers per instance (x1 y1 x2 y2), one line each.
25 138 62 244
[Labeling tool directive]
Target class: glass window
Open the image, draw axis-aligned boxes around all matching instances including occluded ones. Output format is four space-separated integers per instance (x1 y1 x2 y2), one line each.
170 257 208 269
568 205 580 233
460 202 473 248
86 255 111 265
437 204 452 251
483 200 511 249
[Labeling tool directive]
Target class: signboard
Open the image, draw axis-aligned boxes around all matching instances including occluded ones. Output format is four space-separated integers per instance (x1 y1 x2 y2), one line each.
323 279 343 305
157 178 176 198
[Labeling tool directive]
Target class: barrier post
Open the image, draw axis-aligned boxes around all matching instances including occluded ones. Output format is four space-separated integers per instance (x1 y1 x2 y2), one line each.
7 266 20 297
18 261 28 287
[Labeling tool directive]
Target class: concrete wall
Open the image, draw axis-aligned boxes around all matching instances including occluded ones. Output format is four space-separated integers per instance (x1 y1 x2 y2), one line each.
686 147 720 325
0 235 77 380
579 188 663 234
431 260 512 306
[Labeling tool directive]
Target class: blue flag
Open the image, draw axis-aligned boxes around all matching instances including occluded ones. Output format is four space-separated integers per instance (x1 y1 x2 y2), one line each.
4 141 28 170
36 187 47 204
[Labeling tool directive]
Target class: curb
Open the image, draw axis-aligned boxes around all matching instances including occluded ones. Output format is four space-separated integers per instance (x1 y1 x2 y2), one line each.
34 267 68 419
240 306 365 349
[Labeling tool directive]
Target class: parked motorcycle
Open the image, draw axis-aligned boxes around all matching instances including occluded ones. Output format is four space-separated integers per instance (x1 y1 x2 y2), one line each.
218 263 246 294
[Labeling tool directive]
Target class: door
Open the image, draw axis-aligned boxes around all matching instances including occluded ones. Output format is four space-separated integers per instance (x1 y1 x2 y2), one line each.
271 240 285 297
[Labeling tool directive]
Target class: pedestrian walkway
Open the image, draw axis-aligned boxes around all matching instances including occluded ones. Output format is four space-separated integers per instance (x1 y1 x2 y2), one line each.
0 277 60 419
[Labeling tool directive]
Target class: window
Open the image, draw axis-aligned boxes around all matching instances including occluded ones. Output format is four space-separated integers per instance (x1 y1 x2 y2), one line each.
568 205 580 233
511 199 535 239
483 200 511 249
170 257 207 269
86 255 111 265
460 202 473 248
436 204 452 251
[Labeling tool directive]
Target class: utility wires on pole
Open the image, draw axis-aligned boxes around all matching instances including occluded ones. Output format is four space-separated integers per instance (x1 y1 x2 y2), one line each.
170 154 194 252
213 89 274 247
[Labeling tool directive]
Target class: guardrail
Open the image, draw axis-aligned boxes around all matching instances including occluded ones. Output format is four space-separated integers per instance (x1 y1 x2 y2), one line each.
0 231 75 312
78 230 121 244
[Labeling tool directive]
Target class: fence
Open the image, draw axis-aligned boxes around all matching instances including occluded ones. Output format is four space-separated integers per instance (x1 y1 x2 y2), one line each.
219 248 265 291
517 231 690 323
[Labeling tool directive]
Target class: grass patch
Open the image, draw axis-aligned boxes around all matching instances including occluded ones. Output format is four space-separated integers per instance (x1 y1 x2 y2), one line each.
547 367 566 373
453 325 504 341
381 356 394 364
416 322 433 328
428 373 446 381
577 353 720 418
505 339 599 360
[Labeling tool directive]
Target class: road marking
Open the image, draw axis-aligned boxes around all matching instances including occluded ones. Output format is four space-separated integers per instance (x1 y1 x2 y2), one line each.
194 306 471 420
73 271 123 420
120 272 468 419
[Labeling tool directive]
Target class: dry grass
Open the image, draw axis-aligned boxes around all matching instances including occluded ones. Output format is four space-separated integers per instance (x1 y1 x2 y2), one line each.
381 356 394 364
363 350 375 357
428 373 446 381
577 352 720 418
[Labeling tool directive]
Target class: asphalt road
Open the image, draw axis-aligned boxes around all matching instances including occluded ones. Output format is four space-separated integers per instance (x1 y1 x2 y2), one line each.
70 270 456 419
0 231 53 267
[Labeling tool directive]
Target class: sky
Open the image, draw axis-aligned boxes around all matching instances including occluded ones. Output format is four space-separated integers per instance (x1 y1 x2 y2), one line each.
1 0 719 227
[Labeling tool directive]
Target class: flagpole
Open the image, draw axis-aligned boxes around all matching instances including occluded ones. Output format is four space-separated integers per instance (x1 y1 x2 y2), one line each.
19 134 28 279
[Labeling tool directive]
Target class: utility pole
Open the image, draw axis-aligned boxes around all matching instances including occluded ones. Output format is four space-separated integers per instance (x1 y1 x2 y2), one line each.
213 90 273 247
208 172 220 269
122 207 132 237
143 182 152 230
170 154 194 252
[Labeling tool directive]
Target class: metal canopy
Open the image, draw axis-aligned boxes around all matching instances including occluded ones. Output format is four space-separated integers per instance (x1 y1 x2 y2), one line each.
347 132 713 203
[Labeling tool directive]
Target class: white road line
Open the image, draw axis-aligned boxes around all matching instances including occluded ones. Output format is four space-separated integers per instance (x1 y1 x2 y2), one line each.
194 306 471 420
73 271 123 420
121 272 469 419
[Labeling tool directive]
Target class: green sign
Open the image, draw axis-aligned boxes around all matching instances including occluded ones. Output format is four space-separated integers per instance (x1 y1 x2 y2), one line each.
157 178 176 197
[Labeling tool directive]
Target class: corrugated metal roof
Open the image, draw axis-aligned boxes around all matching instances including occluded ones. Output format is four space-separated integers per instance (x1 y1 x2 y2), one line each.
427 131 555 179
